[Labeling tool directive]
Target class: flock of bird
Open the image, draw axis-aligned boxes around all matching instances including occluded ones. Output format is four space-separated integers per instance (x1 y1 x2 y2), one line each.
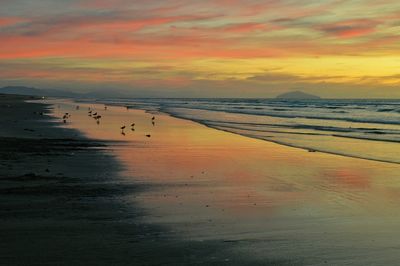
120 115 155 137
88 108 102 124
62 104 155 138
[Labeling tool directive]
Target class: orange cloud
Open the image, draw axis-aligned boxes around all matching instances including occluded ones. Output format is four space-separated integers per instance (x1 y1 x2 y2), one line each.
0 17 24 27
221 22 267 33
319 19 379 39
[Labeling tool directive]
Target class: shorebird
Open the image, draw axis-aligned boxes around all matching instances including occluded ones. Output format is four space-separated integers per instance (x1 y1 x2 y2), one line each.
76 105 80 110
152 116 155 120
104 106 107 110
121 125 126 130
146 134 151 138
152 121 155 126
93 112 97 116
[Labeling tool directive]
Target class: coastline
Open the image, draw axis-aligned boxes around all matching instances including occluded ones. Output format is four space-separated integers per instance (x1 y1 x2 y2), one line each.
48 97 400 265
3 95 400 265
0 95 274 265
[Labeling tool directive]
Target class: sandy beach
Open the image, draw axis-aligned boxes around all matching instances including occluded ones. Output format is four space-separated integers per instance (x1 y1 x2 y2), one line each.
0 95 264 266
2 95 400 265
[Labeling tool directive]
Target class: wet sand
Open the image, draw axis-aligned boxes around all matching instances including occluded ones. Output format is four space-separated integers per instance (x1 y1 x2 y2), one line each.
0 95 273 266
2 95 400 265
49 98 400 265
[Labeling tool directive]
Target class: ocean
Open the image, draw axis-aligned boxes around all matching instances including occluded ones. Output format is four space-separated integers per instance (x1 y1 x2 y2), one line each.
96 98 400 164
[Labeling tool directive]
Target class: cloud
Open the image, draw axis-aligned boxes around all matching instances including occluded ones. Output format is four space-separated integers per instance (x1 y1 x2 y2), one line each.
1 0 400 98
0 17 25 27
318 19 379 38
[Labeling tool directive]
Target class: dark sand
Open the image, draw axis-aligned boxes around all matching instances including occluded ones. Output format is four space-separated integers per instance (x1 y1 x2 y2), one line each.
0 95 286 265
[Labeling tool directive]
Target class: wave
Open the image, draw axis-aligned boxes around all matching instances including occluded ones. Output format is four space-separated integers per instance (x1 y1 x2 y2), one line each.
97 98 400 164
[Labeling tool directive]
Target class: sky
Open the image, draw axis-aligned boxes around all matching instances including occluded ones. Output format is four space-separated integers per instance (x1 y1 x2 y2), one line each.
0 0 399 98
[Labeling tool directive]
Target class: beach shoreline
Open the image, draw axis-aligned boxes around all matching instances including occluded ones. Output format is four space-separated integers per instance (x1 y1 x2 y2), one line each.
0 94 275 265
3 94 400 265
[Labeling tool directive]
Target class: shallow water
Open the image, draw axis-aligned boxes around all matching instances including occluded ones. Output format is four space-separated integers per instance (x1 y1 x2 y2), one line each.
49 98 400 265
98 98 400 164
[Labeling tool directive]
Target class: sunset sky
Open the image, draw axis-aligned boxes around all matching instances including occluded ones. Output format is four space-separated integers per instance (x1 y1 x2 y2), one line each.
1 0 399 98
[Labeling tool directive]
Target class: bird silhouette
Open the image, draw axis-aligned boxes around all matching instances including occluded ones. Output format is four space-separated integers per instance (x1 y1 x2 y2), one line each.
146 134 151 138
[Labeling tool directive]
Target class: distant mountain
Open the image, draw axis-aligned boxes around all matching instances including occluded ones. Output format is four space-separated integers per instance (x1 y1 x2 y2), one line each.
276 91 321 100
0 86 127 99
0 86 81 98
0 86 44 96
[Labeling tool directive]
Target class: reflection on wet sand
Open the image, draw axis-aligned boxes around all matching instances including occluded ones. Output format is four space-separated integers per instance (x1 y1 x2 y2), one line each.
50 99 400 265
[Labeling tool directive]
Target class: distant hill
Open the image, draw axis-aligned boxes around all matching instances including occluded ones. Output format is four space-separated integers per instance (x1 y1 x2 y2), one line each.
0 86 81 98
0 86 126 99
0 86 44 96
276 91 321 100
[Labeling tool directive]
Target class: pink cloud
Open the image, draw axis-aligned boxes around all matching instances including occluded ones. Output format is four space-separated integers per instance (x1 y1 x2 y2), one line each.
0 17 25 27
319 19 379 38
221 22 267 33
